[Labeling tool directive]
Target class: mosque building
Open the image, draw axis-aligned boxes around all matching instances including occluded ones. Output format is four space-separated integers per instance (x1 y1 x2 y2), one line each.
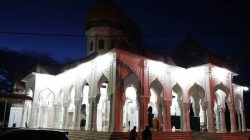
7 0 248 134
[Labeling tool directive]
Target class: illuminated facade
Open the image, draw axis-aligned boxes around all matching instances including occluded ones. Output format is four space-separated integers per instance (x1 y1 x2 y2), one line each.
17 0 248 133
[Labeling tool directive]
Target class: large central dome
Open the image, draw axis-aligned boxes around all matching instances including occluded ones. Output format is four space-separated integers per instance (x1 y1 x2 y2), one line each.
84 0 125 30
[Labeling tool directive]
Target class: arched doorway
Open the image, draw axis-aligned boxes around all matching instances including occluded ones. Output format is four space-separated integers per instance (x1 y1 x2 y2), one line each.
188 84 205 131
213 84 230 133
123 86 139 131
235 96 243 131
67 87 76 129
170 84 183 131
122 73 140 132
81 82 90 130
96 75 110 132
149 79 163 131
37 88 54 128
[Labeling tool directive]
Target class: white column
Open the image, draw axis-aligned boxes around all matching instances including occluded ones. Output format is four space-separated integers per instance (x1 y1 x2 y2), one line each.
62 102 70 129
219 108 226 133
43 108 49 128
202 105 208 131
87 98 93 131
36 107 41 128
21 104 27 127
73 100 82 130
240 110 246 131
215 109 220 132
29 104 37 128
237 111 241 131
53 104 59 128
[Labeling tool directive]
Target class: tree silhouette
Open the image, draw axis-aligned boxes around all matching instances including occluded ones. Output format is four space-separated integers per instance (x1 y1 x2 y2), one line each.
0 48 61 93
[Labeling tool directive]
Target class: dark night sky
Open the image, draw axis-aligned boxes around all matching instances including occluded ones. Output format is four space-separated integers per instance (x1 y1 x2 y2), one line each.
0 0 249 63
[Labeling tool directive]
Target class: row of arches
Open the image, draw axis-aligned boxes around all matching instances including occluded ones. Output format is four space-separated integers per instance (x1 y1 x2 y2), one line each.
28 73 245 132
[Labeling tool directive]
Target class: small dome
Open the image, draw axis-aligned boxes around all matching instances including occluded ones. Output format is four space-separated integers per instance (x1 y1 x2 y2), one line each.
174 34 208 67
84 0 125 30
175 34 206 56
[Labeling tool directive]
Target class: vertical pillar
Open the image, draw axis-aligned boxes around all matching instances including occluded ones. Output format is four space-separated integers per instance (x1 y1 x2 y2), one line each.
201 105 208 131
206 66 216 133
113 93 122 132
182 102 191 132
142 64 150 132
92 97 98 131
36 107 41 128
29 104 37 128
157 102 163 131
215 109 220 132
219 108 226 133
43 108 49 128
58 104 63 128
108 94 113 132
228 104 237 133
163 100 171 132
21 103 27 127
87 98 93 131
53 104 59 128
62 102 70 129
140 96 149 131
237 111 241 131
240 110 246 131
73 100 82 130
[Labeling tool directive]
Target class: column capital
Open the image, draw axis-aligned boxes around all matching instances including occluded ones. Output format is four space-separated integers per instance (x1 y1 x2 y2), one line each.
218 107 225 112
201 100 208 109
74 100 82 106
182 102 190 109
63 101 70 107
163 100 172 106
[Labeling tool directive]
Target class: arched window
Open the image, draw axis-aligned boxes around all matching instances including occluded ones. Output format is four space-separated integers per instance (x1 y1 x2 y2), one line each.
99 39 105 50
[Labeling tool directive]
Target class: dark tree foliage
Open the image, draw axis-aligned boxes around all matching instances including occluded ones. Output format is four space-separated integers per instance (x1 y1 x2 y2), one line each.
0 48 61 93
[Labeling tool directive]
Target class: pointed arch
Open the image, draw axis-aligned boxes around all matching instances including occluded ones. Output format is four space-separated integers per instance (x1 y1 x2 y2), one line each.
214 83 229 97
213 83 231 132
98 74 109 86
38 88 55 107
150 78 163 97
80 80 90 98
122 72 140 132
124 73 140 92
149 78 164 131
172 83 183 102
96 74 110 131
188 83 205 99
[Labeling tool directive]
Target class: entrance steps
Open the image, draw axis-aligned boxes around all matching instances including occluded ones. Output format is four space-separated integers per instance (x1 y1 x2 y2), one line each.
192 132 249 140
67 130 250 140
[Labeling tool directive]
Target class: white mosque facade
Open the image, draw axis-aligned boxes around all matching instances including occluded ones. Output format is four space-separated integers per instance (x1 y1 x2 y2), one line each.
8 0 248 133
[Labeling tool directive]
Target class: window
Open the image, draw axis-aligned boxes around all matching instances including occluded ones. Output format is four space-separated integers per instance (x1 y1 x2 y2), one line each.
90 41 93 51
98 39 104 49
111 40 115 48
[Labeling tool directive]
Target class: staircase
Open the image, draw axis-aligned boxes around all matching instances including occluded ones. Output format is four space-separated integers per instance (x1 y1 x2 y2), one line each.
192 132 249 140
67 130 250 140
